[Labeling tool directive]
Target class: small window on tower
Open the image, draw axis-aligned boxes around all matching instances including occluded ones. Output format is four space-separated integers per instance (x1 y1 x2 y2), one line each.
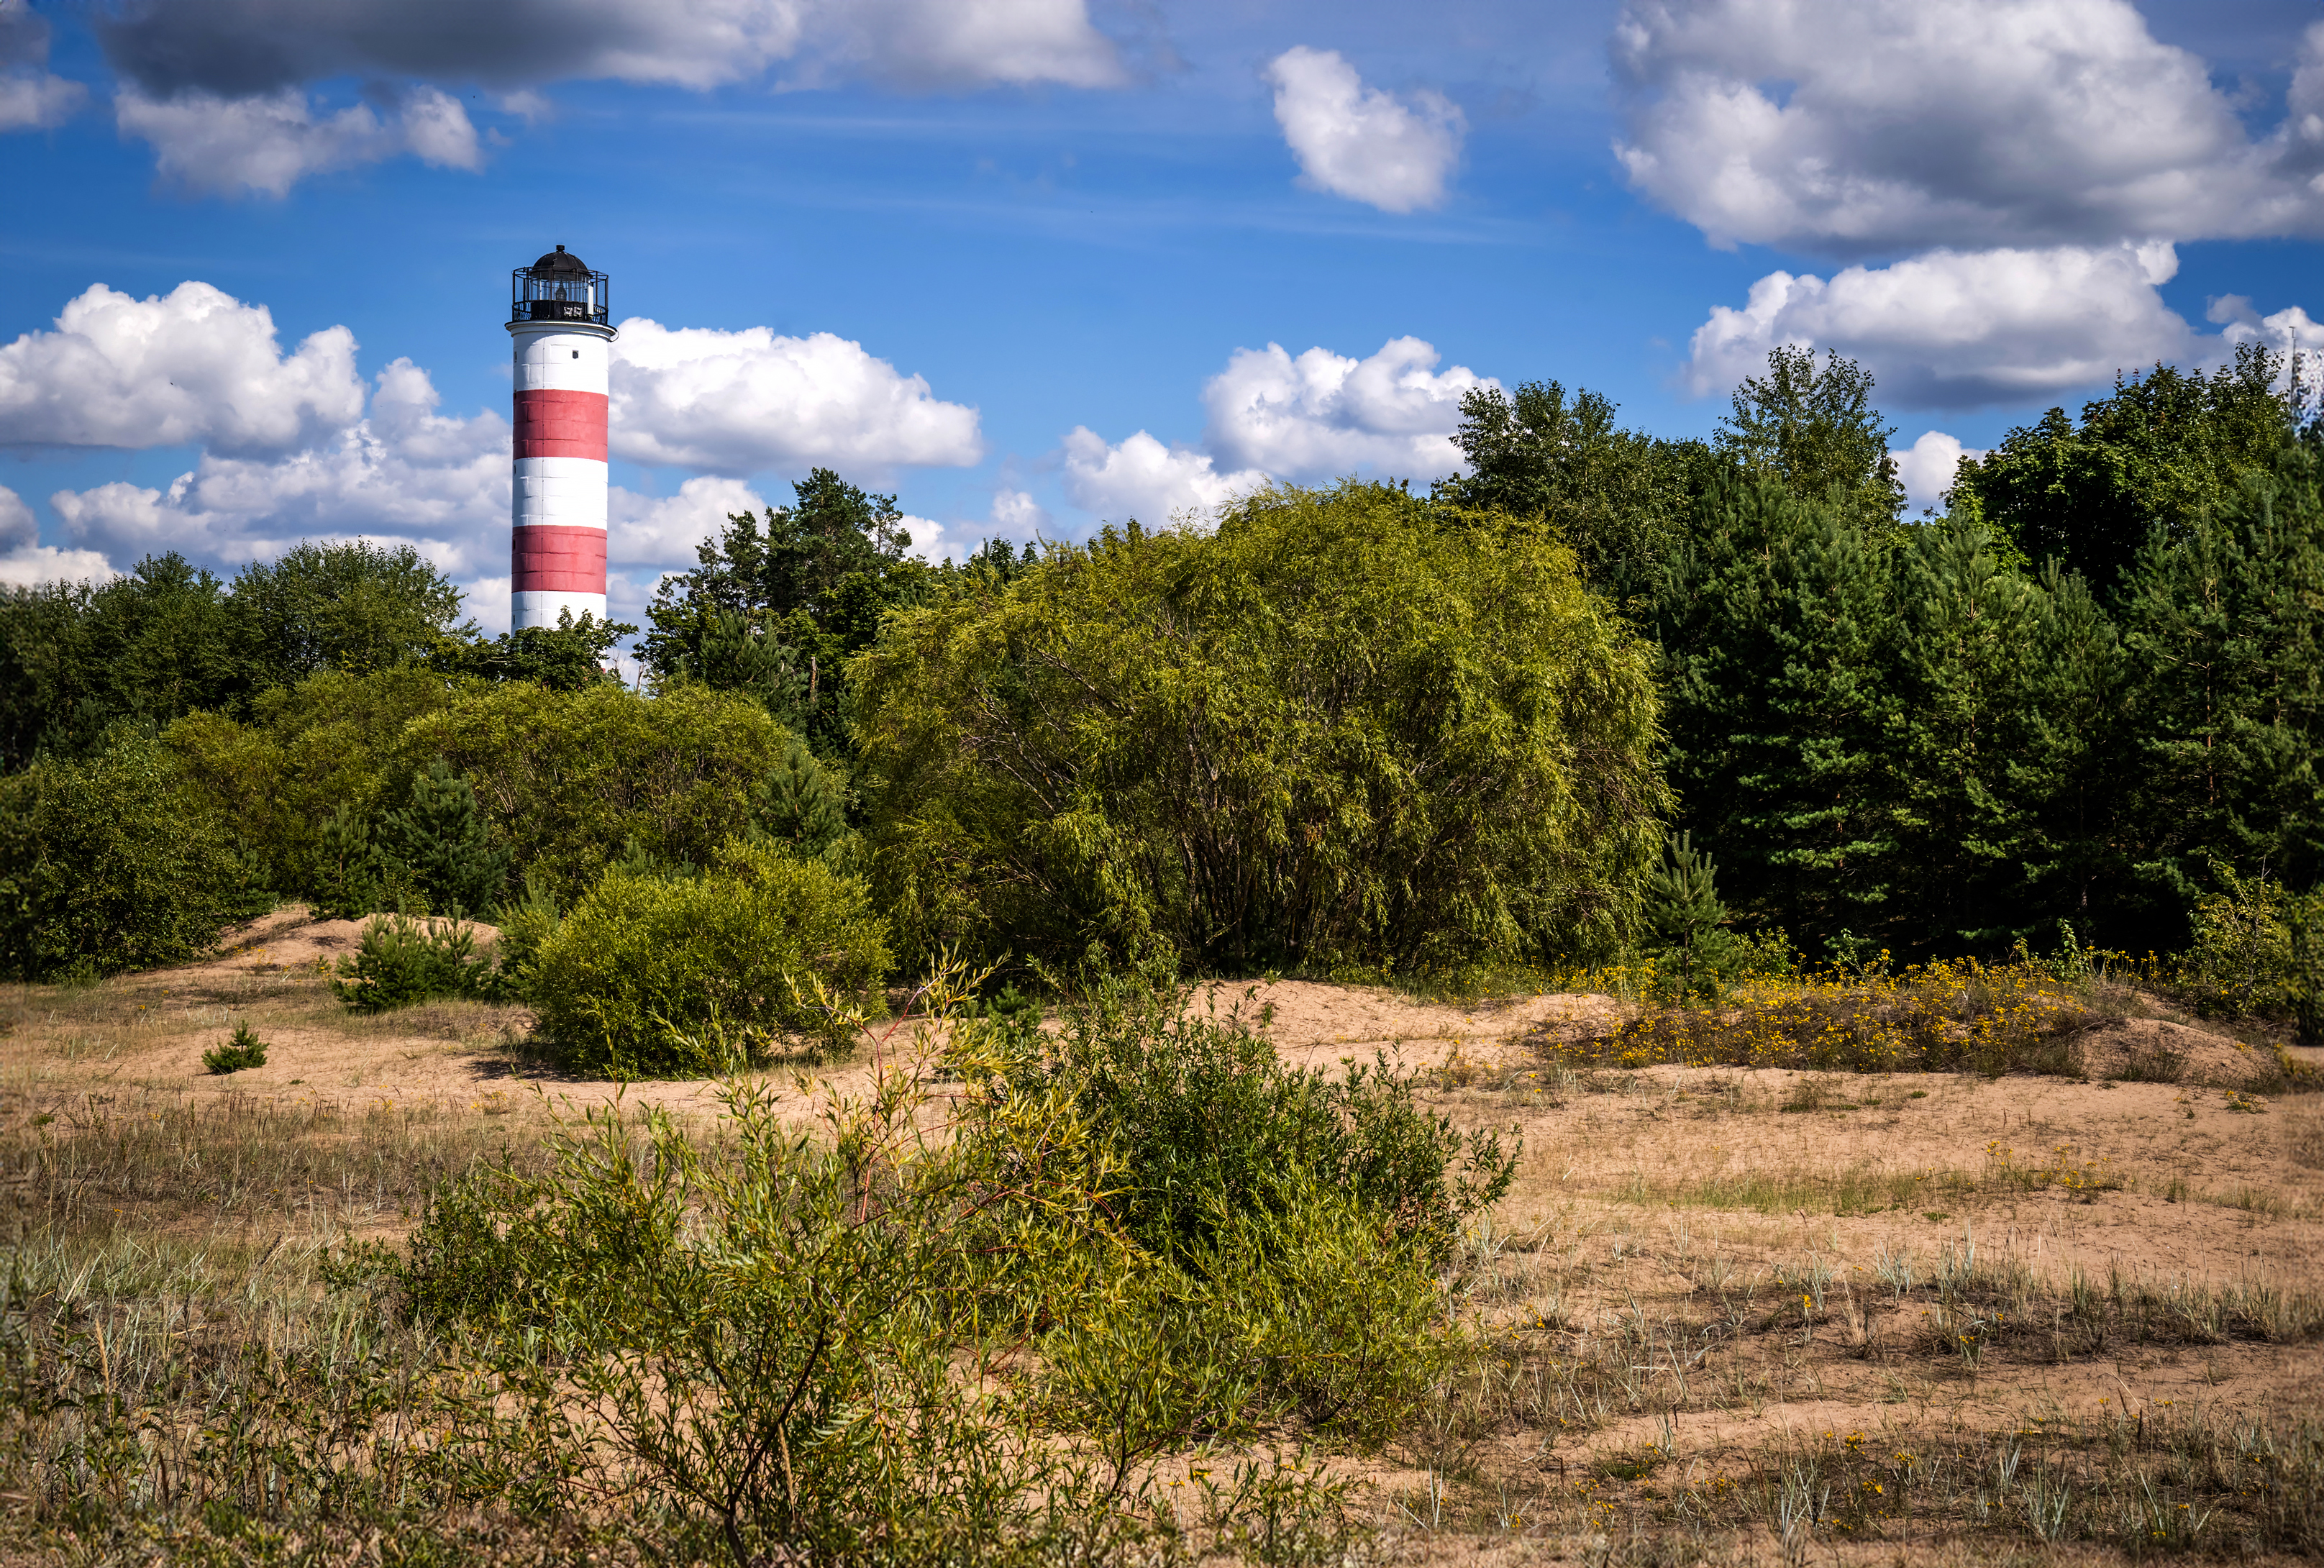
571 350 580 359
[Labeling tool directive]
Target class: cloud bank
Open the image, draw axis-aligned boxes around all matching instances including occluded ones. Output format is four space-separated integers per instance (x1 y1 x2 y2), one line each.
1 280 983 619
92 0 1129 191
1614 0 2324 254
1059 334 1489 527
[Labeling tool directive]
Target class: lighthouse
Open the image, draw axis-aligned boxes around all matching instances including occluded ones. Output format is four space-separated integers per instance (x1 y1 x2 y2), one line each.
508 245 613 631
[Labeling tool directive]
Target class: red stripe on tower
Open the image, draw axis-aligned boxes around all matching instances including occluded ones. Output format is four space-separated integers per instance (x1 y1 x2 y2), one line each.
511 524 609 592
512 389 609 460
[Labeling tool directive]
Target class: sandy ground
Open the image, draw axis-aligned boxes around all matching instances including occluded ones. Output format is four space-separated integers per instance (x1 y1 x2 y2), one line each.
5 906 2321 1562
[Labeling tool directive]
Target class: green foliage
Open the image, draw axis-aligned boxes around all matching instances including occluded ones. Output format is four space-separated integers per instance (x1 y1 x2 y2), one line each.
1438 379 1713 609
309 803 393 921
2291 903 2324 1046
359 964 1439 1560
527 837 891 1075
1032 980 1516 1267
329 915 502 1013
855 480 1667 974
1954 343 2300 591
655 607 816 729
748 731 849 855
1657 480 2118 957
203 1022 268 1075
232 539 473 686
0 731 263 980
432 609 635 690
1040 1176 1452 1451
361 968 1154 1563
642 468 931 752
1642 831 1736 998
2115 442 2324 911
380 760 511 917
163 665 473 903
396 680 792 901
1714 346 1906 532
0 554 249 768
486 870 561 1000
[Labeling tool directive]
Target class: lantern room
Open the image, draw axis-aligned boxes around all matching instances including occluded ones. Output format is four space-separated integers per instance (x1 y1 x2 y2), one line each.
510 244 609 324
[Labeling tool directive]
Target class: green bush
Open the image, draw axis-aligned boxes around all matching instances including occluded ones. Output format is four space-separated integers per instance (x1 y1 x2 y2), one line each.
163 665 475 903
380 760 510 916
202 1021 269 1074
0 731 265 980
397 680 795 901
528 837 891 1076
330 915 502 1013
1040 978 1516 1265
1040 1172 1452 1451
853 480 1667 974
352 965 1367 1562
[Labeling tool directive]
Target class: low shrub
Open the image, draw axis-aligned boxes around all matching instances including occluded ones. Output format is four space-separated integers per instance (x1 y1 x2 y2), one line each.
1039 1173 1454 1452
0 731 265 980
1038 977 1518 1264
202 1021 269 1074
330 914 503 1013
527 837 890 1076
347 962 1409 1561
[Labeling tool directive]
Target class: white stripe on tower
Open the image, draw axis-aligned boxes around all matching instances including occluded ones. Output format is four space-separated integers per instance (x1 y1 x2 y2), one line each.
507 274 614 632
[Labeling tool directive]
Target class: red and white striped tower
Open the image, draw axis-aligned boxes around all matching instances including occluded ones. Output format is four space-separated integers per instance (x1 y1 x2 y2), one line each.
508 245 614 630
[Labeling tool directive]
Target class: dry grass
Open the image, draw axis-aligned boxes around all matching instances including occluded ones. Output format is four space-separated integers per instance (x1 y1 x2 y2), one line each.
1 938 2321 1564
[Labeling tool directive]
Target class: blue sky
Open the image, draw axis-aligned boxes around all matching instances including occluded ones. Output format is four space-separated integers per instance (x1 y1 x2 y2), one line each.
3 0 2321 632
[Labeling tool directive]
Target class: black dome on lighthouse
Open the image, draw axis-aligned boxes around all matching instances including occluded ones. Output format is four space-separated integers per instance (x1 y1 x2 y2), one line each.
528 244 591 276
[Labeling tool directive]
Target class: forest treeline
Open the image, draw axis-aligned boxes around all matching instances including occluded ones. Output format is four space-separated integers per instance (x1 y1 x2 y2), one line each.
1 344 2317 996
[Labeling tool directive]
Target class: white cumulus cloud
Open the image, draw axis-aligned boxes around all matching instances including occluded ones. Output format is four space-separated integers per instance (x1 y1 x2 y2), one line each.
0 482 32 552
48 357 511 575
1613 0 2324 254
610 476 769 566
0 281 366 456
1060 428 1268 527
1682 242 2212 408
1890 431 1986 514
14 278 991 628
0 483 101 593
116 84 480 197
1203 336 1490 479
990 486 1048 534
1265 46 1464 214
0 69 82 130
610 319 983 477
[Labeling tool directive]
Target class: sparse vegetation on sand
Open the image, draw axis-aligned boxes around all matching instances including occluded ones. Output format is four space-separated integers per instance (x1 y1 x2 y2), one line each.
1 937 2318 1564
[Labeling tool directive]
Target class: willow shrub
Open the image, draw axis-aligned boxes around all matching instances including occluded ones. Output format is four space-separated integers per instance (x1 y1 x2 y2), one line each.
358 966 1457 1559
852 481 1667 974
527 837 890 1077
396 680 793 901
0 731 265 980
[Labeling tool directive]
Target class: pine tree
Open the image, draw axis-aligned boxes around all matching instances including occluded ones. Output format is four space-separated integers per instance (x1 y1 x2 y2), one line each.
2115 440 2324 939
750 733 849 855
1642 831 1730 998
381 761 510 918
312 803 390 921
1656 477 1905 953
